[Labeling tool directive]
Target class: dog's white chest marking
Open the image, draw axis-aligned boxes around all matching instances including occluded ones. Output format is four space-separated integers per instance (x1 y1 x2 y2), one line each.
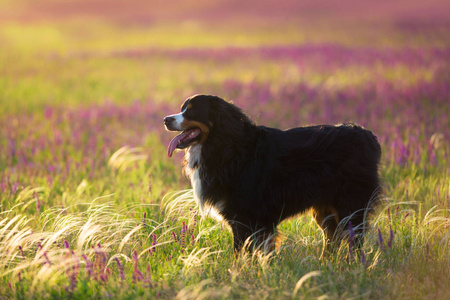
185 145 224 221
185 145 204 213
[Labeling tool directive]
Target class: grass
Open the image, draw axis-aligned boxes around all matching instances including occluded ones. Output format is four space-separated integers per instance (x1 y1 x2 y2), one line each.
0 0 449 299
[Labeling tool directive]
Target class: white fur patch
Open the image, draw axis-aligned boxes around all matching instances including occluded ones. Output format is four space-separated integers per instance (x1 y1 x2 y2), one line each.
165 109 186 130
185 144 224 221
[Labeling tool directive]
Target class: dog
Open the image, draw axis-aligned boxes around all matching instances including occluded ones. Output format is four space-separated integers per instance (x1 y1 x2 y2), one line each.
164 94 381 255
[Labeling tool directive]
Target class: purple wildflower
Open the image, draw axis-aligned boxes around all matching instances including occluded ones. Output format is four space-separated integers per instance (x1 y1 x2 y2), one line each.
12 182 19 194
67 250 79 291
403 212 410 223
43 252 52 266
387 226 394 248
82 254 94 277
191 211 198 234
172 231 177 242
152 234 157 253
92 244 108 281
132 250 144 282
18 246 25 257
377 228 384 250
361 250 367 267
96 243 107 264
114 257 125 281
99 267 111 283
348 221 355 258
181 221 187 249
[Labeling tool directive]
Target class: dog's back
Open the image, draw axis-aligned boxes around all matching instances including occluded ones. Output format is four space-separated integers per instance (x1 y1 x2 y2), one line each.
264 123 381 214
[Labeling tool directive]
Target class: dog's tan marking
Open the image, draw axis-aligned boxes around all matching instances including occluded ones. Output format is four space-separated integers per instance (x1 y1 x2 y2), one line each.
180 120 210 144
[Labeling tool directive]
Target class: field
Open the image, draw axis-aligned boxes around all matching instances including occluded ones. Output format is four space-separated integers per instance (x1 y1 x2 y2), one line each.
0 0 449 299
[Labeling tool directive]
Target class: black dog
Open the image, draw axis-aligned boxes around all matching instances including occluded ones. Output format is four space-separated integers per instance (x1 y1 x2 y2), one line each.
164 94 381 254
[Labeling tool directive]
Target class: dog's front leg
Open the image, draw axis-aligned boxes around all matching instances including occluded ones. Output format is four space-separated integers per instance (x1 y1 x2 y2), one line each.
231 222 275 255
231 223 253 255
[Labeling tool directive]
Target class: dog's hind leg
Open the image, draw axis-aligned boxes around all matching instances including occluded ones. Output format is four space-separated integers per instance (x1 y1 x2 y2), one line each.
312 206 339 258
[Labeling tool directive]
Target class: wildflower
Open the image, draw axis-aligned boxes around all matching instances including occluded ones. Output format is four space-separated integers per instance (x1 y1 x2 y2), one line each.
12 182 19 194
93 244 108 281
114 257 125 281
132 250 144 282
82 254 93 277
348 221 355 258
143 212 147 225
96 243 107 264
377 228 384 250
146 264 153 288
191 211 198 234
403 212 410 223
361 250 367 267
43 252 52 266
181 221 187 249
152 234 157 253
18 246 25 257
172 232 177 242
387 226 394 248
99 267 110 282
68 250 79 291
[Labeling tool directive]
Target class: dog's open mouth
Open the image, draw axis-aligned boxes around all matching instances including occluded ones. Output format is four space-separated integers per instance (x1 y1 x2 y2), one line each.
168 128 202 157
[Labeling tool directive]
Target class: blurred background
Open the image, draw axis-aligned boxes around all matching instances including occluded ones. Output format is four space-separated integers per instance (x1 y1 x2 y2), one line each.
1 0 449 114
1 0 449 183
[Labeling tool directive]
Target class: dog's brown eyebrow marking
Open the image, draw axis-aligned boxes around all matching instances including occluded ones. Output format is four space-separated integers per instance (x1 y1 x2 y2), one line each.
180 101 188 111
187 103 193 110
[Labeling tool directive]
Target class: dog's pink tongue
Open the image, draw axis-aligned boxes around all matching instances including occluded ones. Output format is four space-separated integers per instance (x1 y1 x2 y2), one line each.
167 132 188 158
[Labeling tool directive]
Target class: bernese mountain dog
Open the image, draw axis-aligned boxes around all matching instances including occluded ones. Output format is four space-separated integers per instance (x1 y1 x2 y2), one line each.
164 94 381 255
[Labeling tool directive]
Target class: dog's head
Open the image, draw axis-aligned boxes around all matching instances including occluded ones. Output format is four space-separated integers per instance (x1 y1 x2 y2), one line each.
164 95 217 157
164 94 252 157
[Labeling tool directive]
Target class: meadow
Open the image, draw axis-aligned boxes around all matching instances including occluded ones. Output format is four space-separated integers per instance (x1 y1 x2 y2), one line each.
0 0 449 299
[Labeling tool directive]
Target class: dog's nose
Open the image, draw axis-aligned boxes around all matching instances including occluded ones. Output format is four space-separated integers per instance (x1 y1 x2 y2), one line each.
164 116 175 125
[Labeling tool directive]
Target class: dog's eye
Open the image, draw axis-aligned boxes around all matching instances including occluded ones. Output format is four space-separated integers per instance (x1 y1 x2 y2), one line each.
185 109 193 116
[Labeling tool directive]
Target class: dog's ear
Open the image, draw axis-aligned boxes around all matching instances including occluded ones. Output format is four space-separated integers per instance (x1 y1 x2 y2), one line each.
210 98 252 136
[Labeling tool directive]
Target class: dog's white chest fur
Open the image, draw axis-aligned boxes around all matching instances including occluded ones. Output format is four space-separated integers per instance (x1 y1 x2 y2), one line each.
185 145 224 220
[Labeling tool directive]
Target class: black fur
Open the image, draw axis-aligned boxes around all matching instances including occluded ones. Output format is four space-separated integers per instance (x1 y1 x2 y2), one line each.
166 95 382 254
